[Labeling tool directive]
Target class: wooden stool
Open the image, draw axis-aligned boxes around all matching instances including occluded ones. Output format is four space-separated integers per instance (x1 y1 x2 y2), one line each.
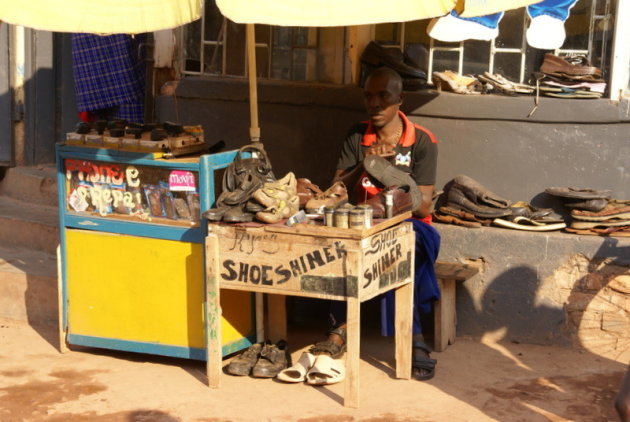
433 262 479 352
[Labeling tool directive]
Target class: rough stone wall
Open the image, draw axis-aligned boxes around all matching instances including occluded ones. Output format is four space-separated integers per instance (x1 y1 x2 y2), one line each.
544 254 630 363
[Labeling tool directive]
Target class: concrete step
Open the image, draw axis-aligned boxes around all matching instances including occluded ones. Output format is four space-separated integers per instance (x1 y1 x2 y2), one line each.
0 196 59 254
0 164 58 207
0 245 58 325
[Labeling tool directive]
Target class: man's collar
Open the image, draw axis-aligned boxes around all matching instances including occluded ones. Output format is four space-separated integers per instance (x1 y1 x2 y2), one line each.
361 111 416 148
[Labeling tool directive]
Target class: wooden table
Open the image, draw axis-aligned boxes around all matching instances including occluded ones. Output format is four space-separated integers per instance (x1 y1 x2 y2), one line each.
205 212 415 408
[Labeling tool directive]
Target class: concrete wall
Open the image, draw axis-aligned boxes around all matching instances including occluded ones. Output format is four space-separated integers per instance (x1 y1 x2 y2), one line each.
157 78 630 352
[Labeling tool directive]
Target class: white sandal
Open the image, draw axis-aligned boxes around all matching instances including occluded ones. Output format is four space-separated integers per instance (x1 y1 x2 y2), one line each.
276 352 316 383
306 355 346 385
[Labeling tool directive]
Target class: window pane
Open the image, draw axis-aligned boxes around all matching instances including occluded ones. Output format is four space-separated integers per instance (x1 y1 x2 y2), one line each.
204 1 224 41
292 49 307 80
463 40 491 76
256 46 269 78
495 10 525 49
225 20 246 76
203 44 223 74
271 47 291 79
183 20 202 72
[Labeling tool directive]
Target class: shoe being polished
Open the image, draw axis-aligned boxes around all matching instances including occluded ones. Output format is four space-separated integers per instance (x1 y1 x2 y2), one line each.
359 185 413 219
363 155 422 212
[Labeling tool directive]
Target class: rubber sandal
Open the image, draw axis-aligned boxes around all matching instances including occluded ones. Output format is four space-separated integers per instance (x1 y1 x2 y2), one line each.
413 341 437 381
277 352 316 383
493 217 566 232
306 355 346 385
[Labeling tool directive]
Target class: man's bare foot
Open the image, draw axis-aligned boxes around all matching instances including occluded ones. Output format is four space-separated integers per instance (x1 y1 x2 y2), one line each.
309 325 346 357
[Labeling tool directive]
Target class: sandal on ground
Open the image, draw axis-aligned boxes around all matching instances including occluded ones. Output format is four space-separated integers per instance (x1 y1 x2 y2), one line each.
277 351 316 383
413 341 437 381
306 355 346 385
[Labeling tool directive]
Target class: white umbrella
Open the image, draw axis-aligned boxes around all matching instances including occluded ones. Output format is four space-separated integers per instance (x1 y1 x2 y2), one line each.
0 0 202 34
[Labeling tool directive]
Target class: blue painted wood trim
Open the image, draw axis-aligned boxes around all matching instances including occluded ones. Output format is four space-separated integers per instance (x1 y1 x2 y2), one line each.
67 334 255 360
56 151 69 330
64 214 205 243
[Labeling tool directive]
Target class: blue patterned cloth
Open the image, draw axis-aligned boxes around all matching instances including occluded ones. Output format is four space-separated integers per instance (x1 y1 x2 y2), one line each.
71 34 146 123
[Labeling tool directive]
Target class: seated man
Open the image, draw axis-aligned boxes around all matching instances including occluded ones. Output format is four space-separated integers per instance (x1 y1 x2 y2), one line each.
312 66 440 381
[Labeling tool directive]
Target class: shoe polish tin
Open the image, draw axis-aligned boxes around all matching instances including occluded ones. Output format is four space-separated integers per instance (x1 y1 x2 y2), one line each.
349 208 365 229
333 208 349 228
324 206 335 227
357 205 373 228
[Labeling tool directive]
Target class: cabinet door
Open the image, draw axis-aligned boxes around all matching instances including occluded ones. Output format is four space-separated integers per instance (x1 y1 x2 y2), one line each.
65 229 255 358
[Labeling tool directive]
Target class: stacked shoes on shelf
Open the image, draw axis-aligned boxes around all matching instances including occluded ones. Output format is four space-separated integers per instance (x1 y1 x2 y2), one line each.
546 187 630 237
435 175 566 231
535 53 605 99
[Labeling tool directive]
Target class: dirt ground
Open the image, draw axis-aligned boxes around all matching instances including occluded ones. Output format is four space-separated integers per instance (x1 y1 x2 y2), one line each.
0 317 626 422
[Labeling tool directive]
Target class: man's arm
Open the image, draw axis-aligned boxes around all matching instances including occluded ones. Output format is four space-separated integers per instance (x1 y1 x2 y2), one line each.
413 185 434 218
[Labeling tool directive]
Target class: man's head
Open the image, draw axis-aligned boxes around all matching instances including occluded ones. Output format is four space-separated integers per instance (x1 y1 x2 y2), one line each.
363 67 403 129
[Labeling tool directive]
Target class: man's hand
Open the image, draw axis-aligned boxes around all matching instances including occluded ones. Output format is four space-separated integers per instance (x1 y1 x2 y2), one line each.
364 144 395 158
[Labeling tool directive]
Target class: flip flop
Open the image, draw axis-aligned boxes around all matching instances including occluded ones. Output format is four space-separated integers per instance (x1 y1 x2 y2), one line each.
493 216 566 231
306 355 345 385
276 352 316 383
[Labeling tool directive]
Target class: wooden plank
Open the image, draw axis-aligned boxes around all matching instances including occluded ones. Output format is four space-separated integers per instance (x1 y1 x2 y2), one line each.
255 292 264 342
434 278 456 353
435 262 479 281
266 294 287 343
57 245 69 354
395 281 413 379
345 294 361 408
214 223 414 302
205 234 222 388
265 212 412 240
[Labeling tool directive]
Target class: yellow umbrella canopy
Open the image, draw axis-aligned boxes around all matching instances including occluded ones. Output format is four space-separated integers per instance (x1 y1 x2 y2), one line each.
216 0 544 26
0 0 202 34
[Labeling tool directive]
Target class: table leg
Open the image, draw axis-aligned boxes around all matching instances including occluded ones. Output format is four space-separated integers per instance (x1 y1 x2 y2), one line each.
266 294 287 343
255 293 264 342
395 281 413 379
205 234 222 388
344 296 360 408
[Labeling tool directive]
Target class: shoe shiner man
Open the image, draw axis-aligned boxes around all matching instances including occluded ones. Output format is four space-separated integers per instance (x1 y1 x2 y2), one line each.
280 66 440 384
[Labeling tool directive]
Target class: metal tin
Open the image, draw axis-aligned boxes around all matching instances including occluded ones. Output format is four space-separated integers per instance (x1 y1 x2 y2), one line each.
384 190 394 219
357 205 373 229
349 208 365 229
324 206 336 227
333 208 349 228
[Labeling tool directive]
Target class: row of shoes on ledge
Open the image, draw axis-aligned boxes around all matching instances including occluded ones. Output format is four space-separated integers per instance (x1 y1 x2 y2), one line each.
432 54 604 99
225 340 345 385
434 175 566 231
546 187 630 237
76 119 187 140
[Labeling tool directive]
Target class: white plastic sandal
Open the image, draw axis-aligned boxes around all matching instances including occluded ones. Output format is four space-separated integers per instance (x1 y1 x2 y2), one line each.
276 352 316 383
306 355 346 385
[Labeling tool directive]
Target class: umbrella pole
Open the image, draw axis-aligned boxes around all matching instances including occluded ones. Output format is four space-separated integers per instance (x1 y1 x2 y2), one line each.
246 23 261 143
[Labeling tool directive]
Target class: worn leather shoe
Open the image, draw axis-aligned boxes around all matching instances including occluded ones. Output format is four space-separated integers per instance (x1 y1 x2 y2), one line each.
360 41 427 81
296 178 323 208
545 187 612 200
226 342 263 376
451 175 511 208
359 185 413 219
305 181 348 214
363 155 422 212
251 340 291 378
446 186 512 218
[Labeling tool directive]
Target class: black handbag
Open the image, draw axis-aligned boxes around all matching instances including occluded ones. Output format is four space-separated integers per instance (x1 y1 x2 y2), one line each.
218 143 275 206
